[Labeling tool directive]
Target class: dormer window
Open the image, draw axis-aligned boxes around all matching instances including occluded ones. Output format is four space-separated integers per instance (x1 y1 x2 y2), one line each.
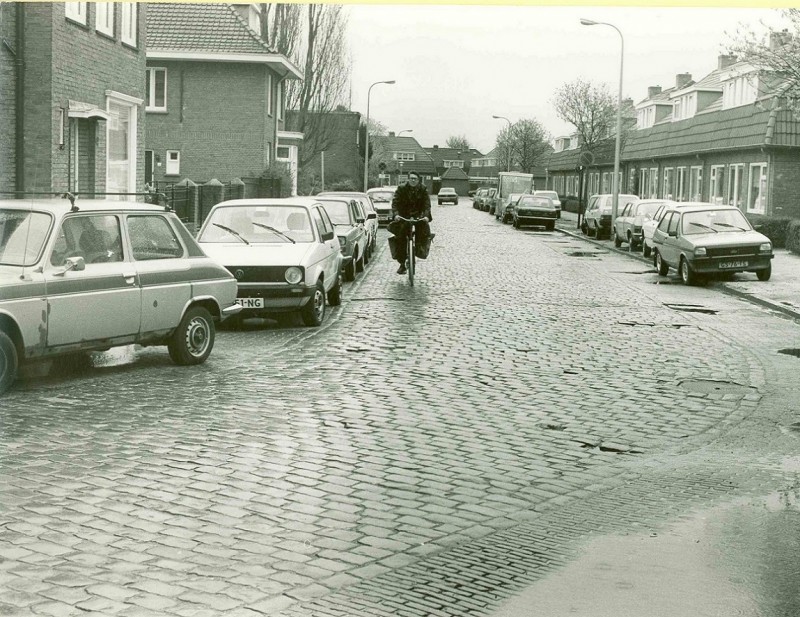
637 106 656 129
722 75 757 109
672 92 696 121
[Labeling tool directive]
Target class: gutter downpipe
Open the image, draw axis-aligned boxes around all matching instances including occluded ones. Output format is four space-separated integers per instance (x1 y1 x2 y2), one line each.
15 3 25 195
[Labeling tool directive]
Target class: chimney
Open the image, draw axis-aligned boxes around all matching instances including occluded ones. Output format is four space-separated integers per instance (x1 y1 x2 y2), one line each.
675 73 692 89
433 145 438 149
769 29 792 51
647 86 662 98
718 54 737 70
388 131 395 137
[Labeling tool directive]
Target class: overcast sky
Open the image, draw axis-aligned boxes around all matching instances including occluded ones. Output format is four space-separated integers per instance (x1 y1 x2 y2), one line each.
346 5 786 154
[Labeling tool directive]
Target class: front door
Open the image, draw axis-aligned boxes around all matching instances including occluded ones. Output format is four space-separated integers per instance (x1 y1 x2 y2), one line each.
44 214 141 347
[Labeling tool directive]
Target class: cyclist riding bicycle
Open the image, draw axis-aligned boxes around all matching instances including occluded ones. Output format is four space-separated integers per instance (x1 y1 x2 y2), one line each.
388 171 433 274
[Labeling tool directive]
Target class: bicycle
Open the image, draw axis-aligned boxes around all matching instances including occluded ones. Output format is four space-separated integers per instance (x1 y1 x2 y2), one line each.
395 216 425 286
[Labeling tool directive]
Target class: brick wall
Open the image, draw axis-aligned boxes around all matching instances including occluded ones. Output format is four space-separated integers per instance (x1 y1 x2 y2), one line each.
146 61 277 183
0 3 17 191
768 150 800 219
20 2 146 194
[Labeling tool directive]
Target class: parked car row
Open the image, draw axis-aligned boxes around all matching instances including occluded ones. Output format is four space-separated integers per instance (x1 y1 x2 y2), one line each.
476 189 560 231
580 194 774 285
0 191 383 394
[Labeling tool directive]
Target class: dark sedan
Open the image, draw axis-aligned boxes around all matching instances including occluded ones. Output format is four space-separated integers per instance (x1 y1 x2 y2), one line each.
512 195 558 231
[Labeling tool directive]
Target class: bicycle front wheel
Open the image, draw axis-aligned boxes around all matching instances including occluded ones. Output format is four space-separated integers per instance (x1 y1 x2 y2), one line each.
407 235 415 286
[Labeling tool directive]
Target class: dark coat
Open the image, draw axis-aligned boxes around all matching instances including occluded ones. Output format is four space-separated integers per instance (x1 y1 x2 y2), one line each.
391 182 432 221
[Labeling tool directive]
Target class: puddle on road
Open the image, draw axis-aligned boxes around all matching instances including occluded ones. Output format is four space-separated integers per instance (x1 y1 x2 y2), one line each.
491 494 800 617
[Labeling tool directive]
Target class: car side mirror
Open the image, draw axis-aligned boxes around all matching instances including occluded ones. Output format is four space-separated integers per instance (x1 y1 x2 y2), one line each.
668 229 678 237
54 255 85 277
356 217 365 224
322 231 335 242
367 212 377 220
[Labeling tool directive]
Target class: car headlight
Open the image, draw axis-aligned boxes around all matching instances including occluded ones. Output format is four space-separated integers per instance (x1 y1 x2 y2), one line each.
759 242 772 253
338 237 346 249
694 247 707 257
285 266 303 284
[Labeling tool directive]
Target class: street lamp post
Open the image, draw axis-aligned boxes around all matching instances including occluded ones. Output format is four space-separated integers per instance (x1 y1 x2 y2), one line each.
363 79 396 192
580 18 624 235
492 115 512 172
397 129 413 137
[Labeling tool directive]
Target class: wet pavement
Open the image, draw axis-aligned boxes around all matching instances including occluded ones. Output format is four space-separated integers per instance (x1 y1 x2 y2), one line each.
2 199 800 616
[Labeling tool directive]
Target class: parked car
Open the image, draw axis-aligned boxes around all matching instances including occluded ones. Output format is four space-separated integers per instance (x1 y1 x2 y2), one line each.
496 193 526 223
0 197 241 394
475 187 496 211
650 204 774 285
512 195 558 231
472 188 489 210
319 191 378 257
533 190 562 218
641 201 694 258
438 187 459 205
612 199 674 251
366 187 396 226
582 193 640 239
315 197 369 282
196 198 343 327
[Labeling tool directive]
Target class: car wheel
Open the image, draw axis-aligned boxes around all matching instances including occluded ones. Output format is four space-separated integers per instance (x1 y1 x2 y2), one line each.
355 250 365 273
581 221 588 235
679 257 697 285
455 200 459 205
588 222 597 237
363 244 370 265
301 281 326 327
327 272 343 306
757 263 772 281
513 219 520 229
643 242 651 258
168 306 215 365
655 251 670 276
546 221 555 231
0 331 18 395
613 230 622 247
344 257 356 282
438 200 443 205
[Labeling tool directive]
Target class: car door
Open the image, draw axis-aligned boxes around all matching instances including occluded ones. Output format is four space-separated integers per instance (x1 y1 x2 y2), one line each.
43 213 141 347
616 203 631 237
350 200 367 258
127 214 192 335
311 206 341 289
585 196 599 226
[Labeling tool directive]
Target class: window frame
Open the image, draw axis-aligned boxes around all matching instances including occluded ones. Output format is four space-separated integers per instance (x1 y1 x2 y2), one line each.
65 2 88 25
747 162 768 214
165 150 181 176
120 2 137 47
689 165 703 201
145 67 167 112
95 2 114 37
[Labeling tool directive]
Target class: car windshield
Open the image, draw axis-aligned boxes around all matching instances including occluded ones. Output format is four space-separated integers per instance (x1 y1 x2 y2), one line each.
0 209 52 266
440 189 456 194
518 196 551 208
681 209 752 235
536 191 558 199
369 191 393 203
636 202 664 218
198 205 314 243
318 200 353 226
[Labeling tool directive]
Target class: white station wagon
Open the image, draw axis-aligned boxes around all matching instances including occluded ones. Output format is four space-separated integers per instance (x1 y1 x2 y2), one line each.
0 197 241 394
196 198 344 327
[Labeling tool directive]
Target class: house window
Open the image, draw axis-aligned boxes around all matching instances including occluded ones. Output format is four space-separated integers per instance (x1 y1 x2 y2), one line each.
266 73 273 116
95 3 114 36
640 168 649 197
663 168 674 199
443 160 464 168
165 151 180 176
689 166 703 201
728 164 745 209
146 68 167 112
277 146 290 159
723 75 758 109
601 172 609 193
65 2 87 25
277 81 284 121
106 97 138 195
676 167 687 201
709 165 726 204
120 2 137 46
393 152 415 161
649 167 658 198
747 163 767 214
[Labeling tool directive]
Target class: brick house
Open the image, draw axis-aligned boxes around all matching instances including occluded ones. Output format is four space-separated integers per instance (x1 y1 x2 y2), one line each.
370 133 436 189
144 3 302 193
469 147 502 187
547 45 800 219
1 2 146 196
439 166 470 196
423 145 482 178
287 109 362 192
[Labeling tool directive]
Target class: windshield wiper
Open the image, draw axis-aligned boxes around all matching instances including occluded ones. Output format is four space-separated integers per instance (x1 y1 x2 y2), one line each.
251 221 296 244
213 223 250 244
714 223 747 231
688 222 718 233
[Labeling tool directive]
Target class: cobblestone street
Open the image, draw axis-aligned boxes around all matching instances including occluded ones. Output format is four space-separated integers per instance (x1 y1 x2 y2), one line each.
2 200 800 616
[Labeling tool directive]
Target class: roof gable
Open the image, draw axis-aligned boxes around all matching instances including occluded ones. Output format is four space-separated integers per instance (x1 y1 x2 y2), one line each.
441 166 469 180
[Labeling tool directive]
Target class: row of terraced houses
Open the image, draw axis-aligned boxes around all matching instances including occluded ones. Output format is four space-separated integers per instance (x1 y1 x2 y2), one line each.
0 2 303 202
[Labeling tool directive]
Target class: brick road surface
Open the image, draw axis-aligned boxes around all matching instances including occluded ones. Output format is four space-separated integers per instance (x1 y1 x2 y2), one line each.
2 198 799 616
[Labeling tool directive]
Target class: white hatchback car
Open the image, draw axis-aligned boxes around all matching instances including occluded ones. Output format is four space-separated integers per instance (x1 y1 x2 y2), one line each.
196 198 343 327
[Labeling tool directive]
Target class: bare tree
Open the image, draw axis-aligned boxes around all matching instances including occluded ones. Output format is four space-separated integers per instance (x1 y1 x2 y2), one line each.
260 3 302 58
494 125 514 172
509 119 552 174
727 10 800 112
551 78 616 159
446 135 471 151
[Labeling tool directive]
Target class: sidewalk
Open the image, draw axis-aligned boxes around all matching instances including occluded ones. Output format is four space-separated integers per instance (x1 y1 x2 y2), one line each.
556 210 800 319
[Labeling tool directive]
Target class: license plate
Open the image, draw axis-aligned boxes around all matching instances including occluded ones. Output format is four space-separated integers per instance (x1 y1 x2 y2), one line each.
719 260 748 269
236 297 264 309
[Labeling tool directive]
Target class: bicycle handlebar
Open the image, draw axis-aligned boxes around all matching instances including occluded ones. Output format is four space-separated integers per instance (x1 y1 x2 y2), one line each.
394 216 427 223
